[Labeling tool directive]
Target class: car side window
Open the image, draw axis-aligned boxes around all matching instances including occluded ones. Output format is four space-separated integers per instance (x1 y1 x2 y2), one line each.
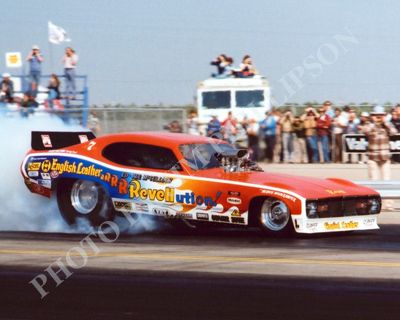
102 142 182 171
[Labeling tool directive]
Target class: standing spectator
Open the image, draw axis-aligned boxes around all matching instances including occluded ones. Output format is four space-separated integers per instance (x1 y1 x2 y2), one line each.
63 47 78 99
0 73 14 103
26 45 44 85
292 116 308 163
88 110 101 136
390 106 400 163
357 111 370 164
302 107 319 163
345 110 360 134
207 115 222 138
360 105 397 180
344 110 360 163
246 118 260 161
279 110 295 163
323 100 335 118
259 111 277 163
221 111 238 144
187 110 200 135
316 107 332 163
332 107 348 163
45 74 61 109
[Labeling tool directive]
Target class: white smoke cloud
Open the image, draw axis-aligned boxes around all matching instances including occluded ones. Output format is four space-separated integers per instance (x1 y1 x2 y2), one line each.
0 111 161 234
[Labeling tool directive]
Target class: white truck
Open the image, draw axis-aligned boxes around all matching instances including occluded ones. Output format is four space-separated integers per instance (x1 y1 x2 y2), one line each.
196 76 271 124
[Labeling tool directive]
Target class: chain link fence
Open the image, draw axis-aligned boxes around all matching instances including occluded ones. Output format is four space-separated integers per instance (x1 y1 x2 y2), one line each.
88 107 187 135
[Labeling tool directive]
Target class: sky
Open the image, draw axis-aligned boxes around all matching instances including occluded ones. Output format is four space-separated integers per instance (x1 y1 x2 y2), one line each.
1 0 400 106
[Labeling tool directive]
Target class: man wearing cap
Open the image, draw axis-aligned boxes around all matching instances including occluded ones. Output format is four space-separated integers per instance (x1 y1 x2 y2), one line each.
359 105 397 183
26 45 44 85
0 73 14 103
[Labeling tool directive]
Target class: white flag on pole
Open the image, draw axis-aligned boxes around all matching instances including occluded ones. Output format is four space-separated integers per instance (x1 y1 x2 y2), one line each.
48 21 71 44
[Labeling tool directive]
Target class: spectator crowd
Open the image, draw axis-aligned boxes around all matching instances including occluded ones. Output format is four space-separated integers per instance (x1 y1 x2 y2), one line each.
0 45 79 112
186 101 400 164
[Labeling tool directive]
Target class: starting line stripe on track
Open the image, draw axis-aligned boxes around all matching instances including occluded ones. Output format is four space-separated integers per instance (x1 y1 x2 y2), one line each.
0 248 400 268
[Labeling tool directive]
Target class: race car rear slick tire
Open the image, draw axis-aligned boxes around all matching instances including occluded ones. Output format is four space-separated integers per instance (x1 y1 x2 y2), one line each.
57 179 115 227
251 197 294 236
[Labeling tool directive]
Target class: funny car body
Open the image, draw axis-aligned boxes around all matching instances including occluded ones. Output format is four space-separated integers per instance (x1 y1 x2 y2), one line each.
21 131 381 235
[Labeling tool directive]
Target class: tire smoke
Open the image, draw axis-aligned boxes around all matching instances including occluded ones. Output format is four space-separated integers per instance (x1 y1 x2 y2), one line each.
0 112 161 234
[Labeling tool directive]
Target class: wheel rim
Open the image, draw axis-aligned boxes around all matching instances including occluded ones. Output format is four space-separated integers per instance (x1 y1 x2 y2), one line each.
70 180 99 214
260 199 290 231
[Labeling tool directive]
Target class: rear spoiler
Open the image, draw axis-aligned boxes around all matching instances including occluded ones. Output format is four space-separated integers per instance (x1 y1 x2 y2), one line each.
31 131 96 151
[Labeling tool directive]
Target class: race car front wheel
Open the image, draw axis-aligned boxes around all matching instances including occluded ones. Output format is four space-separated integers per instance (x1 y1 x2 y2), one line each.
57 179 115 227
252 197 293 236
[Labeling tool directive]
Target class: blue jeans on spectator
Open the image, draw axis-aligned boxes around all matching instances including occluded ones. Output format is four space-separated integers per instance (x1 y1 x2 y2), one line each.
29 71 41 85
319 135 331 163
64 68 76 98
306 135 319 163
282 132 294 163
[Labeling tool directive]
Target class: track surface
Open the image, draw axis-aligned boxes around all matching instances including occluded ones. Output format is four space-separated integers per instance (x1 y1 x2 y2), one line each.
1 164 400 319
1 210 400 319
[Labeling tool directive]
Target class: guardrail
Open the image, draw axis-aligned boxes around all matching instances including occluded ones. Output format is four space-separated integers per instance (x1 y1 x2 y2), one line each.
355 180 400 199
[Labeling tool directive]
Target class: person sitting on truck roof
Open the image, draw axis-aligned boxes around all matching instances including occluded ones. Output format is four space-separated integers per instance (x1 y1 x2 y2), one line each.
233 55 258 78
210 54 235 78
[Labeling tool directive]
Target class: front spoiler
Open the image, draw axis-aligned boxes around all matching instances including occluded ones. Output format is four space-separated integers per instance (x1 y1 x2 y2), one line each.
292 215 379 234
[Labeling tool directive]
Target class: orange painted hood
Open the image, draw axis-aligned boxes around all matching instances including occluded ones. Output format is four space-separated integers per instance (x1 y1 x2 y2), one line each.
192 169 379 199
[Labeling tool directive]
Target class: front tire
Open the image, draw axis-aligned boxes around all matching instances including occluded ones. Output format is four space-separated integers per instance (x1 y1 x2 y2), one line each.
57 179 115 227
251 197 294 236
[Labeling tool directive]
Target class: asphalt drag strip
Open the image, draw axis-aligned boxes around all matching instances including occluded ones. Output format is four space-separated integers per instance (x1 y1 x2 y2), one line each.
1 266 400 320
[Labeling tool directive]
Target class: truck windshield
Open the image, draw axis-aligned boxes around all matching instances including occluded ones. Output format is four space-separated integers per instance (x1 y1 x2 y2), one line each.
201 91 230 109
179 143 236 170
236 90 264 108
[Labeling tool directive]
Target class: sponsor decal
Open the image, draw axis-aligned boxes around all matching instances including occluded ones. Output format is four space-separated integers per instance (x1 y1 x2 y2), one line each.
231 217 245 224
196 212 209 221
228 191 241 196
41 159 102 177
342 221 359 229
211 215 229 223
41 135 52 148
152 208 170 216
128 179 221 207
260 189 297 202
133 203 149 213
175 212 193 219
113 201 132 211
231 209 240 217
306 222 318 229
28 162 41 171
41 173 51 180
227 197 241 205
38 179 51 188
41 160 52 173
142 175 173 184
78 135 89 143
28 171 39 177
363 218 375 226
324 221 359 231
325 189 346 195
50 171 59 179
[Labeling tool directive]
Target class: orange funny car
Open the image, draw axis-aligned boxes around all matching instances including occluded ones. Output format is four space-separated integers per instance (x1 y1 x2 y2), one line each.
21 131 381 235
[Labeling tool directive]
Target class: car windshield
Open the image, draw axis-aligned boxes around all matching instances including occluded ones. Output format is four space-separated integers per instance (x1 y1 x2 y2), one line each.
235 90 264 108
201 91 230 109
179 143 237 170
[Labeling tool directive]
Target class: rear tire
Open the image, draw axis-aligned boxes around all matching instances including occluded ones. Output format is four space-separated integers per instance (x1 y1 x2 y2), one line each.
57 179 115 227
251 197 294 236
